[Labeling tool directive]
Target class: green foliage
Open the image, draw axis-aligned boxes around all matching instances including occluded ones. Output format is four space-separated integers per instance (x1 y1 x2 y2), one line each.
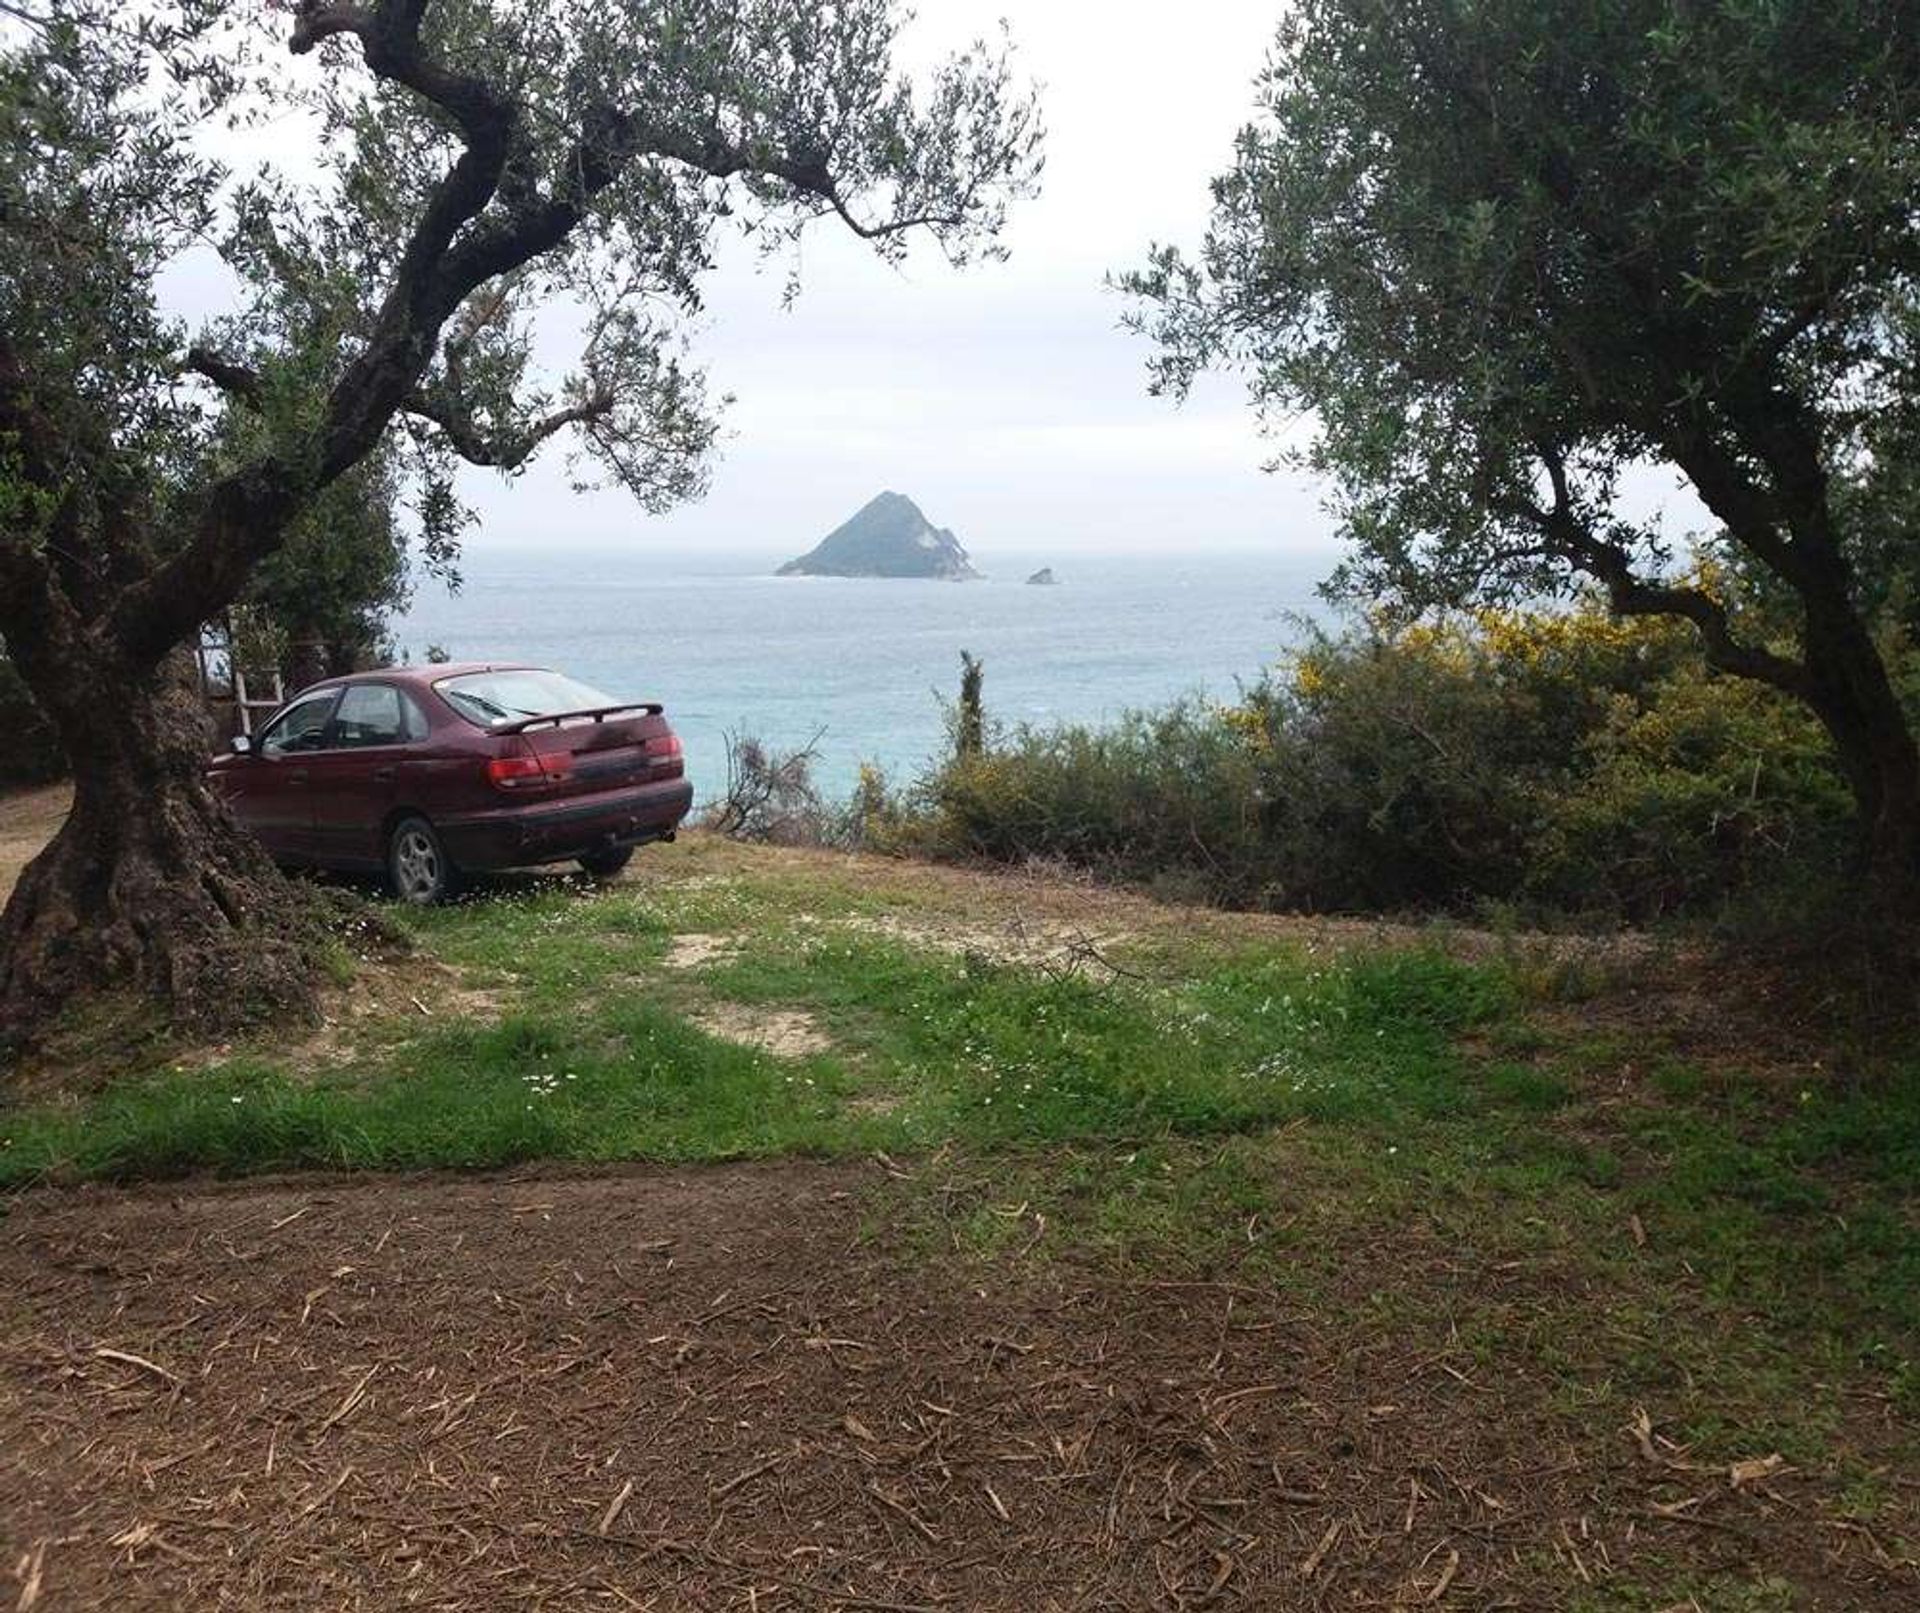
1127 0 1920 615
895 701 1274 904
891 600 1862 919
0 4 232 565
1123 0 1920 852
955 650 985 759
241 449 445 677
842 760 896 851
1538 665 1854 912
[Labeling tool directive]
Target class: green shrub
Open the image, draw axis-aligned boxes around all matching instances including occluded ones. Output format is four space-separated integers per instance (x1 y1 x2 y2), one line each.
888 701 1279 904
888 599 1872 922
1537 665 1853 913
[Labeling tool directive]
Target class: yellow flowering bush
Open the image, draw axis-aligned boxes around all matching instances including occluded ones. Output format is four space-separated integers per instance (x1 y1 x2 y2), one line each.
894 590 1873 921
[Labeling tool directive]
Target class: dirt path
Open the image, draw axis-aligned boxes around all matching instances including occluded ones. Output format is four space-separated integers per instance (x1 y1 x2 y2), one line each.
0 785 66 902
3 1161 1904 1611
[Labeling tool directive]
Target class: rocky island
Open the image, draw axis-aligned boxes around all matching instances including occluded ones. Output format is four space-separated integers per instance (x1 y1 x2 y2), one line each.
777 491 981 580
1026 567 1058 586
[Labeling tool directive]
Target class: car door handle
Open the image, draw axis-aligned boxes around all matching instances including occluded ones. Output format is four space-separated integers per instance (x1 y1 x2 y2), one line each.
287 769 308 785
372 766 397 783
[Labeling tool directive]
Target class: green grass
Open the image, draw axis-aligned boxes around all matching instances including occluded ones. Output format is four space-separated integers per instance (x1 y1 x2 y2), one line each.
693 929 1507 1142
0 1003 871 1178
1566 1570 1802 1612
0 886 1512 1181
3 858 1916 1447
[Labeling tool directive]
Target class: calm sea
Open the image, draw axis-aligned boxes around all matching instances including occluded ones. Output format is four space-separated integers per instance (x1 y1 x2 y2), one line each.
393 548 1331 800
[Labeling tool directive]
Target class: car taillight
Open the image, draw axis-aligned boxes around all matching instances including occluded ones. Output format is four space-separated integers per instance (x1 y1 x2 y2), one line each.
485 753 544 789
488 745 574 788
654 735 684 760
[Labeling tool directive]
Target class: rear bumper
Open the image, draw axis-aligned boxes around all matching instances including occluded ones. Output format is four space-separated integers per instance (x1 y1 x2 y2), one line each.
439 778 695 869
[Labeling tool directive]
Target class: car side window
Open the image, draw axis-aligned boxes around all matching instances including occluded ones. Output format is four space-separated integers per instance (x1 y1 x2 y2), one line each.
259 689 339 758
400 690 431 742
329 683 412 749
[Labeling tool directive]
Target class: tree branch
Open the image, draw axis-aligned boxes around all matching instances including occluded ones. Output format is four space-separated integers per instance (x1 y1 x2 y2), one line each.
285 2 373 50
401 385 614 470
1522 443 1814 701
113 0 520 662
1659 405 1803 578
290 1 498 140
112 6 1014 665
441 100 982 306
0 1 53 31
183 346 264 408
1585 549 1814 699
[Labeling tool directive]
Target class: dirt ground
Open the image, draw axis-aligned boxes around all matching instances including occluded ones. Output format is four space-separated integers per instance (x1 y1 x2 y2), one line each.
3 1159 1910 1612
0 785 65 902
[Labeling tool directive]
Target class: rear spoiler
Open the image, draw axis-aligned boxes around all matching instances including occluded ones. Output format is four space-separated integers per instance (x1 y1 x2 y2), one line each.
493 702 664 735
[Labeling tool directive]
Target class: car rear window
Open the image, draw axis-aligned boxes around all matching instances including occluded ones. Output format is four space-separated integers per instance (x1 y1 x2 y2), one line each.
435 669 621 727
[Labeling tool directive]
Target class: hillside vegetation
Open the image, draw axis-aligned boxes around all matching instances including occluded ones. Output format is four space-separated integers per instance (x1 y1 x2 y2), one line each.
881 599 1913 940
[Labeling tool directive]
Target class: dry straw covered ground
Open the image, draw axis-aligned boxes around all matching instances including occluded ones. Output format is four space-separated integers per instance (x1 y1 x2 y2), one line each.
6 1157 1911 1611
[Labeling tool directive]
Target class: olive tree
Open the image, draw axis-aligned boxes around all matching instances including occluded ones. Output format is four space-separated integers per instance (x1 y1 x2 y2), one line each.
0 0 1038 1044
238 450 426 688
1125 0 1920 891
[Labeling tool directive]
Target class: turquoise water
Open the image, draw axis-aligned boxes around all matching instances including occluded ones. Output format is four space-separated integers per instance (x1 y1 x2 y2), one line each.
394 548 1331 800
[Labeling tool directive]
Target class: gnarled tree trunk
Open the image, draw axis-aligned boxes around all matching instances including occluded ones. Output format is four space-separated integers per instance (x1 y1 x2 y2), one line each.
0 648 325 1047
1800 591 1920 898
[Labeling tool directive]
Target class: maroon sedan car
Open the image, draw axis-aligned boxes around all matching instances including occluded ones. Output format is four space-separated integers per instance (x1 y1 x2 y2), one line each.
208 664 693 903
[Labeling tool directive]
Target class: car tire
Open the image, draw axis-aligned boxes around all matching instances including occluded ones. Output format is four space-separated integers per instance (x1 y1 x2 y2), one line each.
577 846 634 881
387 815 460 905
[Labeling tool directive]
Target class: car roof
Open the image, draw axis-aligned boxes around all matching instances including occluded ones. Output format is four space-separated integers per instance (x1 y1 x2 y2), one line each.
304 662 541 691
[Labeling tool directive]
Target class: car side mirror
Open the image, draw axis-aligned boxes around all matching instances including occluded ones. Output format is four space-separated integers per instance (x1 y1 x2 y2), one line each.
230 734 253 757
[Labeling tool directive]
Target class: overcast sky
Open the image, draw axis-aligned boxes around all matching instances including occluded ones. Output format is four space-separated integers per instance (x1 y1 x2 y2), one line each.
157 3 1707 574
454 1 1328 564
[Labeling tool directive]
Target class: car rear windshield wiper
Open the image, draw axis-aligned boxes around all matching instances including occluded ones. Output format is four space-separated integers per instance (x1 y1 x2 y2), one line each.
455 693 511 721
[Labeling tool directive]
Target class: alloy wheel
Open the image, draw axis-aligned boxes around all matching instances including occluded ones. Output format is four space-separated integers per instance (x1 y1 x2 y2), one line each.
392 824 443 903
